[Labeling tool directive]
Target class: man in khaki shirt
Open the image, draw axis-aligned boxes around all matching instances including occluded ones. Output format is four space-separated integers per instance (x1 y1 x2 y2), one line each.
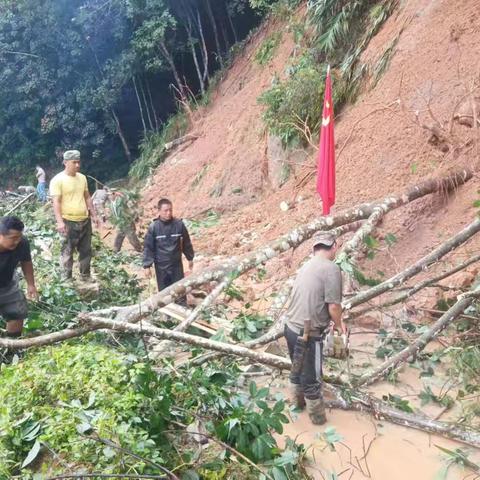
284 231 346 425
49 150 98 281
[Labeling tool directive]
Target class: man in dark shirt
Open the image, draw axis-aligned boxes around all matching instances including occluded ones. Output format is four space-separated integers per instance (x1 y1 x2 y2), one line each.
143 198 194 296
0 216 38 338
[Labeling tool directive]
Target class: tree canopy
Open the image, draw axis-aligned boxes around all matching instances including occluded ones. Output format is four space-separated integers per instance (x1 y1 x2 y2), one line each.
0 0 261 184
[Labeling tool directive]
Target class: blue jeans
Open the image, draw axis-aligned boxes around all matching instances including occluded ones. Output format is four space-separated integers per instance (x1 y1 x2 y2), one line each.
37 182 47 202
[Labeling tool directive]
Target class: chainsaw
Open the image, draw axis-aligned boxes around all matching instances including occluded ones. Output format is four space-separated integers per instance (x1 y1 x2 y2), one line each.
323 324 350 359
290 321 350 381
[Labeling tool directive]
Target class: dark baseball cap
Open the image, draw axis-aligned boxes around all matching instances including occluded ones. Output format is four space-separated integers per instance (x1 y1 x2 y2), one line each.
312 232 336 248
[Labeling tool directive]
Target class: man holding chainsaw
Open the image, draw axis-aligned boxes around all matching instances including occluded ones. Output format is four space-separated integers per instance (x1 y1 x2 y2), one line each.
284 232 346 425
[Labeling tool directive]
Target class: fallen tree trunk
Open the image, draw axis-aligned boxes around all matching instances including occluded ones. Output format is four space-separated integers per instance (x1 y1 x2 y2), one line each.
119 169 472 319
86 316 480 449
84 316 292 370
323 385 480 448
344 217 480 311
164 134 198 151
341 205 386 258
350 252 480 318
354 279 480 387
0 326 96 349
150 277 230 357
0 170 472 351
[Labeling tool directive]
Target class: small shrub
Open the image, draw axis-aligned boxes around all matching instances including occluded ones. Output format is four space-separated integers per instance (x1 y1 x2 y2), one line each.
255 32 282 65
259 54 348 146
129 112 189 181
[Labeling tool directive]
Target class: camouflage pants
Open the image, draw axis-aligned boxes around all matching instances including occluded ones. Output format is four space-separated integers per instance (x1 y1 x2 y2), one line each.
61 218 92 279
113 223 142 253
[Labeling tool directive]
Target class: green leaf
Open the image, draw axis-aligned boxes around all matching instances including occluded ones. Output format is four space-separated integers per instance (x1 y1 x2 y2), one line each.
257 387 269 399
364 235 379 249
23 422 41 442
271 466 288 480
76 422 92 434
21 440 41 468
256 400 269 410
227 418 240 434
273 449 297 466
382 394 414 413
323 426 343 445
103 446 116 459
385 233 397 246
181 470 200 480
249 381 258 397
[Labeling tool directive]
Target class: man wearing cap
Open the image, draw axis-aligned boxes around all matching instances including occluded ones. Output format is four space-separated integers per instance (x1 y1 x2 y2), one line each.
49 150 98 281
284 231 346 425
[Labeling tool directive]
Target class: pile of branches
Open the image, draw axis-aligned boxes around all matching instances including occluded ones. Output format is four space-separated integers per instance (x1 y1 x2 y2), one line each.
4 168 480 450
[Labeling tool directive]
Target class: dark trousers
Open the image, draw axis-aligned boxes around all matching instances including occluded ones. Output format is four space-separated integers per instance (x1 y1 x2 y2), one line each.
154 262 186 305
61 218 92 279
154 262 184 291
285 325 324 400
113 224 142 252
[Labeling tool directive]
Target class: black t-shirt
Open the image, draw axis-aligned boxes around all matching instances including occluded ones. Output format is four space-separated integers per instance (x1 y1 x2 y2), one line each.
0 237 32 288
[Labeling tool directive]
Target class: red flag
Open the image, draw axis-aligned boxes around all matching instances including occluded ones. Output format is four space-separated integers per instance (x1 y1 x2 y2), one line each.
316 67 335 215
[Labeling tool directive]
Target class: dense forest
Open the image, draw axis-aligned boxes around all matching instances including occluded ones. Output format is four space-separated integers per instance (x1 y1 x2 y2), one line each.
0 0 267 183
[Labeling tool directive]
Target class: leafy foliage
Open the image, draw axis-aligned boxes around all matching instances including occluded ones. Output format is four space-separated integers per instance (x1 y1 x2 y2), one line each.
0 200 142 333
109 189 142 231
0 0 262 184
184 210 221 235
375 329 408 360
435 445 479 479
231 312 272 341
418 386 454 409
0 343 306 478
381 393 414 413
258 0 397 146
255 32 282 65
129 111 189 180
0 344 169 476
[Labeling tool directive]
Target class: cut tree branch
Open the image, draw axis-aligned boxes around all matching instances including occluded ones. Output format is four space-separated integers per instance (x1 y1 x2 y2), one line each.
341 205 386 258
323 385 480 449
344 217 480 311
84 316 480 449
0 170 472 351
150 277 230 357
84 316 292 370
354 278 480 387
350 252 480 317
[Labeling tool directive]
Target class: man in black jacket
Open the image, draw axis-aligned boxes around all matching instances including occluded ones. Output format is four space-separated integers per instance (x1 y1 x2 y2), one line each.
143 198 194 295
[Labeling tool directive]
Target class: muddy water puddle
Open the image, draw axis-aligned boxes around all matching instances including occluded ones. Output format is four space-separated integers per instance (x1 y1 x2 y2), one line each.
279 407 479 480
272 329 479 480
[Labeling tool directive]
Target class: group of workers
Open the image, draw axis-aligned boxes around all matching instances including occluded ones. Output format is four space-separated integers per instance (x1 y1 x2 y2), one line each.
0 149 346 426
0 149 195 335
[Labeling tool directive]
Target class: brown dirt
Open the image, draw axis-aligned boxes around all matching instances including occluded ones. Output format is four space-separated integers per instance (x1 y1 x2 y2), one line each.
140 0 480 474
142 0 480 281
272 332 480 479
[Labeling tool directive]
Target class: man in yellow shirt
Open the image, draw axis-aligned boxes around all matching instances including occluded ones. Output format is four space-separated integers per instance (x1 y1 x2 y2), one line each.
49 150 98 281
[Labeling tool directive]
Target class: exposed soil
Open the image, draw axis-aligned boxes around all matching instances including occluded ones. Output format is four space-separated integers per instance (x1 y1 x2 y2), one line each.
140 0 480 476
